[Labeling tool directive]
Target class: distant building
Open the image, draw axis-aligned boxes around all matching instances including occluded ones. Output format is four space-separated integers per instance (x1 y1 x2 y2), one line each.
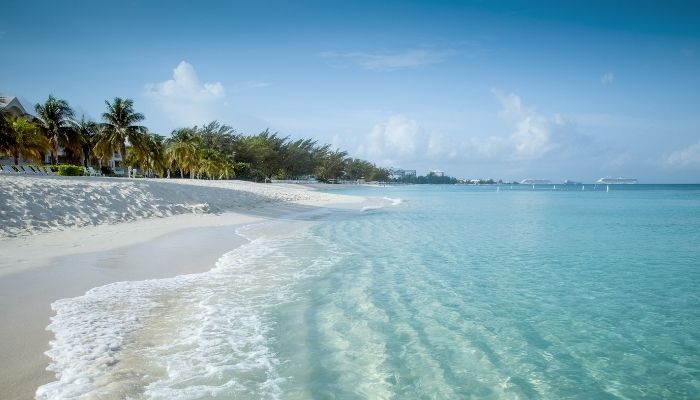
389 168 417 180
429 169 444 177
0 96 30 117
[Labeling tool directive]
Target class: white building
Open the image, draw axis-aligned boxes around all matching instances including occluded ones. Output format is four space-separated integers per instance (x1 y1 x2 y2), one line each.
430 169 444 177
389 168 417 180
0 96 28 117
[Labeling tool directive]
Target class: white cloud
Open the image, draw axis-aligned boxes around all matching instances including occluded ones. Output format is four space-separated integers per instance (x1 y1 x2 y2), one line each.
320 49 456 71
665 139 700 167
144 61 226 127
426 132 449 158
491 89 587 160
355 91 592 171
357 115 424 165
601 72 614 85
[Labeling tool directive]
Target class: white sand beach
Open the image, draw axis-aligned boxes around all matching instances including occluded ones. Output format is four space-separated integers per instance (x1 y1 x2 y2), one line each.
0 175 366 400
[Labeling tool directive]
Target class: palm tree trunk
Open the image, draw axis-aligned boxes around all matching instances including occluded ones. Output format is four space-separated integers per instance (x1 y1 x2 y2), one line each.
122 142 128 177
52 135 59 165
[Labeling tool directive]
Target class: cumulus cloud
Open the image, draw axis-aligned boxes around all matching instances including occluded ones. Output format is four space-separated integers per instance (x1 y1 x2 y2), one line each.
144 61 226 126
357 115 424 165
601 72 614 85
491 89 588 161
319 49 456 71
665 139 700 167
356 90 592 171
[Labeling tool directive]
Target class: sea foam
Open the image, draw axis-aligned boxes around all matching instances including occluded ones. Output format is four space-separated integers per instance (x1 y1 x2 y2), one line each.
360 196 404 212
37 222 344 400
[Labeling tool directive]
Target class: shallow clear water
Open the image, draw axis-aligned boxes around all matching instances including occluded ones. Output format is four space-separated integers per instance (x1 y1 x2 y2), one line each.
40 185 700 399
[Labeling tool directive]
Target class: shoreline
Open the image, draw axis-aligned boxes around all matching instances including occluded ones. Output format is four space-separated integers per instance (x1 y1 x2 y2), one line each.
0 176 370 400
0 221 249 399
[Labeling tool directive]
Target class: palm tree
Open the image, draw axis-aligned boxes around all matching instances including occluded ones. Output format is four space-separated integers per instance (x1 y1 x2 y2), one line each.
101 97 146 176
0 115 49 165
127 133 167 177
71 115 100 167
0 111 13 152
34 95 75 164
197 149 234 180
165 128 200 178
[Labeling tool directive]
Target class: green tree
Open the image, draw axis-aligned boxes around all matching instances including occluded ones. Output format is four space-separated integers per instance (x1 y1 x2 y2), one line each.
236 130 287 181
344 158 376 181
127 133 167 177
196 121 237 155
165 128 200 178
280 138 319 178
100 97 146 176
197 148 234 180
0 115 49 165
34 95 75 164
315 149 348 182
0 110 12 151
369 167 390 182
71 115 100 167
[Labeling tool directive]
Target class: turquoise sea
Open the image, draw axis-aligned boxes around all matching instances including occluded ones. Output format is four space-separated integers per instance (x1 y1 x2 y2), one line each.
38 184 700 399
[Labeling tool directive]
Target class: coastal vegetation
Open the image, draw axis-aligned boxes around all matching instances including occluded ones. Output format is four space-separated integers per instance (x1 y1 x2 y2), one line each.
33 95 78 165
395 171 460 184
1 115 49 165
1 95 390 182
56 164 84 176
97 98 147 177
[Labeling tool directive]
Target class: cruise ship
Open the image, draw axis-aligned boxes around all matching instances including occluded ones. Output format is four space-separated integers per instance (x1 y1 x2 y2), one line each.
520 179 551 184
596 177 638 184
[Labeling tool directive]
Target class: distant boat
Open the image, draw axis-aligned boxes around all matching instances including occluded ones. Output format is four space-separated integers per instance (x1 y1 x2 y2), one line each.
563 179 581 185
596 177 638 184
520 179 551 184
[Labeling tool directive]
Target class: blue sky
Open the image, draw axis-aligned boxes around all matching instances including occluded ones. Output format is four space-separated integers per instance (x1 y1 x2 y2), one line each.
2 0 699 182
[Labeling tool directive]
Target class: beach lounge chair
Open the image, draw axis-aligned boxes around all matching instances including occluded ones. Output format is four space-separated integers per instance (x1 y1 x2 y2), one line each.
88 166 101 176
